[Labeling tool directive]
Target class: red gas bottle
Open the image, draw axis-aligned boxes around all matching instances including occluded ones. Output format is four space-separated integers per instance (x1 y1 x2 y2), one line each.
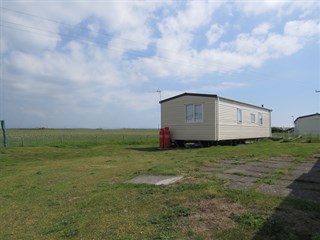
159 128 165 148
164 127 171 148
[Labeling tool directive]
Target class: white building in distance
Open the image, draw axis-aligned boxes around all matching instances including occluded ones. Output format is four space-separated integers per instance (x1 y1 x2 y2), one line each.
294 113 320 135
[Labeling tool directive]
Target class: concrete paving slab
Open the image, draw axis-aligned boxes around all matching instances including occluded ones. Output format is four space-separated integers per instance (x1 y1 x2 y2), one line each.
258 181 320 202
214 163 235 169
292 163 320 172
219 159 244 164
280 173 320 183
237 165 275 174
224 168 268 177
227 181 255 190
198 156 320 202
200 166 225 171
296 174 320 184
302 157 320 164
272 179 295 187
216 173 257 183
287 169 308 176
247 161 291 169
290 189 320 202
257 184 292 197
290 181 320 191
272 180 320 191
279 174 302 181
191 171 214 175
268 156 295 162
128 175 183 185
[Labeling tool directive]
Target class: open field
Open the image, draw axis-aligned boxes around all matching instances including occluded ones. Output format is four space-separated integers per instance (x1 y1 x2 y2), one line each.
3 128 159 147
1 129 320 239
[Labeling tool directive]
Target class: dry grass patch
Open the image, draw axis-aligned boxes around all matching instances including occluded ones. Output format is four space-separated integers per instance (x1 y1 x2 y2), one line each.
176 197 246 239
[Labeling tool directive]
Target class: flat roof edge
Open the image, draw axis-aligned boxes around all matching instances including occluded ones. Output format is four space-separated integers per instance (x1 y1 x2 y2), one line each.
294 113 320 123
159 92 272 111
159 92 217 104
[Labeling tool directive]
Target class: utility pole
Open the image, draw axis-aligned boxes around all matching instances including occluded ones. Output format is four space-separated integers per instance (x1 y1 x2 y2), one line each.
149 89 162 129
1 120 7 147
155 89 162 101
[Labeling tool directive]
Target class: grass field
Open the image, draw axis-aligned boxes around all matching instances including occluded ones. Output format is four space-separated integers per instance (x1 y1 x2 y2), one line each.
3 128 159 147
1 129 320 239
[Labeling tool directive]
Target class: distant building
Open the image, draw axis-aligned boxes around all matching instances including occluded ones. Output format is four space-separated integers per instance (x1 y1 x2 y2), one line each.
160 93 272 145
294 113 320 135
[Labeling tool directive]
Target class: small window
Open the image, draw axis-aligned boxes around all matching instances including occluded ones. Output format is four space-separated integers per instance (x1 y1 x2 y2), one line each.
194 104 203 122
251 113 256 123
237 108 242 124
186 104 194 123
186 104 203 123
258 113 263 125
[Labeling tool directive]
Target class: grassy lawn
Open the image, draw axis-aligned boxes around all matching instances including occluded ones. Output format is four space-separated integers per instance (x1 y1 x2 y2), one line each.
0 129 320 239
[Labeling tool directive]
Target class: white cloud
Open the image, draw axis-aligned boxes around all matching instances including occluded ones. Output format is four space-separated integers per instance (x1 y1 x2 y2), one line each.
194 81 247 92
237 0 288 16
2 10 60 52
284 20 320 39
206 24 224 45
87 22 100 37
252 23 272 35
236 0 319 17
158 1 221 35
1 1 319 128
220 19 320 61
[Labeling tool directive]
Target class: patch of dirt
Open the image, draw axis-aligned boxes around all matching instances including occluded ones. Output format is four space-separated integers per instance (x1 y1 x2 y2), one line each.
176 197 246 239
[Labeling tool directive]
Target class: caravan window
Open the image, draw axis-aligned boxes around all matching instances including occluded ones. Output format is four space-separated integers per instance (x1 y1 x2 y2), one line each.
251 113 256 123
237 109 242 124
258 113 263 125
186 104 203 123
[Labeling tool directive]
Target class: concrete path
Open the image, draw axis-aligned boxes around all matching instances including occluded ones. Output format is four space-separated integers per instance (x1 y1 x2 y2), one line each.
193 155 320 202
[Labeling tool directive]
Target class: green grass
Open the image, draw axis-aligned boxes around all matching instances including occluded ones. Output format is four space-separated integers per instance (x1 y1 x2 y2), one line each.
0 129 320 239
3 128 159 147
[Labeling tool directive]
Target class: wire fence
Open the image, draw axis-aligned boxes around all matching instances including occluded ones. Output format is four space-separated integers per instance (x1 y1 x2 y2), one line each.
0 128 159 147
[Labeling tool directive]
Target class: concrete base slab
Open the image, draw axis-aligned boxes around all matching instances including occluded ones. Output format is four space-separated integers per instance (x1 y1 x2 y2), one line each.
290 189 320 202
248 161 291 169
128 175 183 185
293 164 320 172
224 168 268 177
196 156 320 202
200 166 224 171
227 181 255 190
213 163 235 169
257 184 292 197
216 173 257 183
268 156 295 162
238 165 275 174
191 171 213 175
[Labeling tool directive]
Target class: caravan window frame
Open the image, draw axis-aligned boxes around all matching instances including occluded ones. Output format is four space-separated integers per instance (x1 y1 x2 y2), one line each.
258 112 263 125
237 108 242 124
185 103 203 123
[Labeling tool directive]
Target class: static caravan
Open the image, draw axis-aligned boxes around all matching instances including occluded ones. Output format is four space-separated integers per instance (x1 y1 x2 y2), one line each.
294 113 320 135
160 93 272 145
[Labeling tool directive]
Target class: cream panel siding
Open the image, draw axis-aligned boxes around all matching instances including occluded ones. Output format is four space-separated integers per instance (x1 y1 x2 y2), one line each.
295 115 320 135
218 99 271 140
161 94 271 141
161 95 216 141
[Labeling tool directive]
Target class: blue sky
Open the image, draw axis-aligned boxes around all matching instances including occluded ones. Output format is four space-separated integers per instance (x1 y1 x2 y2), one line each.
1 0 319 128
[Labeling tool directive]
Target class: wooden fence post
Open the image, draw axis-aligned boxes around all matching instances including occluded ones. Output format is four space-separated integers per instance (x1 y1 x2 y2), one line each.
1 120 7 147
